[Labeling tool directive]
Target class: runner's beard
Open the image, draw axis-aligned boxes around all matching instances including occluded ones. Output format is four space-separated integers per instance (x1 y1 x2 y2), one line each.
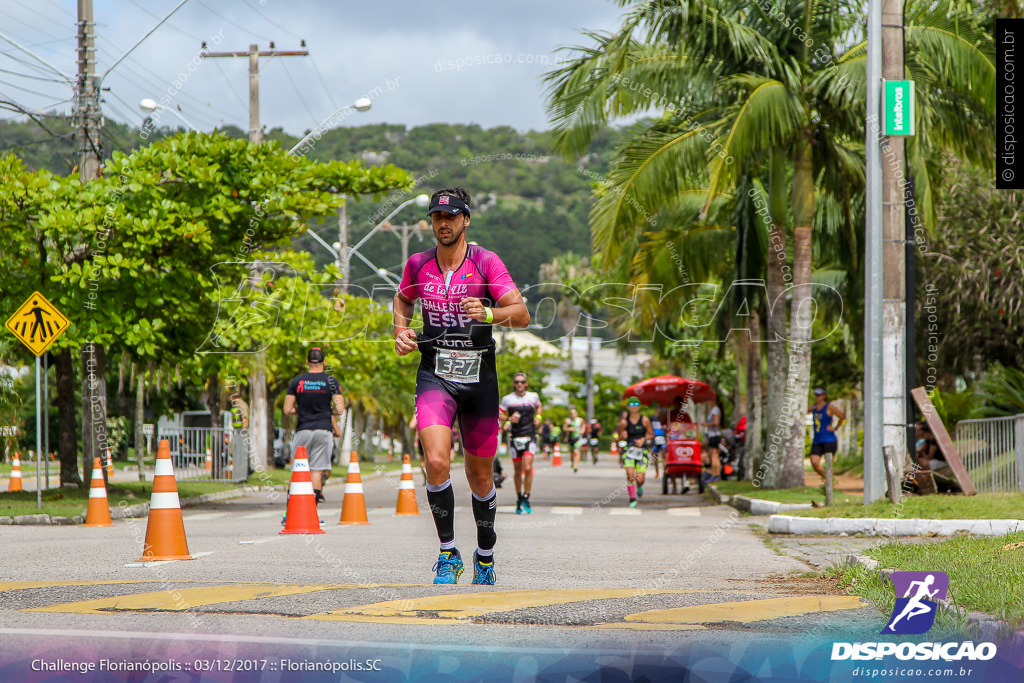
435 222 465 247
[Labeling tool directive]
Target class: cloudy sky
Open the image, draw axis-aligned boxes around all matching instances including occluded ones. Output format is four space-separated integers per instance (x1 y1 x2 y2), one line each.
0 0 626 135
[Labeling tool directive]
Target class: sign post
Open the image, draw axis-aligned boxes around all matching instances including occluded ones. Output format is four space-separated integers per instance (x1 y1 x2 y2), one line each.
5 291 70 508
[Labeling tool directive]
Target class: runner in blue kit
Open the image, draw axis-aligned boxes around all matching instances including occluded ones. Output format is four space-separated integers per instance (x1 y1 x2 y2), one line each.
499 372 542 514
393 186 529 585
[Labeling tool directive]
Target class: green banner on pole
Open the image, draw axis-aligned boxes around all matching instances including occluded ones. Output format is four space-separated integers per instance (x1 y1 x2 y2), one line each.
884 80 915 136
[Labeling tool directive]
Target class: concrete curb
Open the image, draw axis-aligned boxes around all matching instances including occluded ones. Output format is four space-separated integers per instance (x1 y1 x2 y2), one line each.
771 515 1024 536
845 554 1024 655
730 495 814 515
707 484 815 515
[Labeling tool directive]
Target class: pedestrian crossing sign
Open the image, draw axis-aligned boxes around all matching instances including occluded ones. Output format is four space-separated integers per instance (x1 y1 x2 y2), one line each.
5 291 70 356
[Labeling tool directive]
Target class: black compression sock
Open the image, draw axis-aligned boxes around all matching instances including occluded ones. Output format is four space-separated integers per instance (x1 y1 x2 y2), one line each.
471 488 497 552
425 479 456 545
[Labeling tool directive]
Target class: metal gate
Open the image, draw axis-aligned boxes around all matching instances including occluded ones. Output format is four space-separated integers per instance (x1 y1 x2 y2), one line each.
955 414 1024 493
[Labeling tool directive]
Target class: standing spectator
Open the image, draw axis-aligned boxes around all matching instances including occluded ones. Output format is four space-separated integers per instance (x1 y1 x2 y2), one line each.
702 398 724 483
808 387 845 483
283 347 345 504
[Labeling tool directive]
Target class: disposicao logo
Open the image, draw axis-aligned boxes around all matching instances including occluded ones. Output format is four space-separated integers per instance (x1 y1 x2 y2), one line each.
831 571 998 663
884 571 948 635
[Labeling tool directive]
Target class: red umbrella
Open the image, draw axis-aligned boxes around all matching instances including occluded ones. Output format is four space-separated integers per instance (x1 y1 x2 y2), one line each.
623 375 717 405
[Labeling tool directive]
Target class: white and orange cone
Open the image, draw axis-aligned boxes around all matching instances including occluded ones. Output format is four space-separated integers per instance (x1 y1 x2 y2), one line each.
552 442 563 467
203 447 212 472
84 456 113 527
8 452 23 492
105 447 114 478
610 440 618 459
395 453 419 515
339 451 369 525
280 446 324 535
139 439 193 561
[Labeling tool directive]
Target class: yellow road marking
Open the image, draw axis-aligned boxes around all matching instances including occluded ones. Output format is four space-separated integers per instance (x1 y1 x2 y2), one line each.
306 588 698 622
623 595 868 625
22 583 418 614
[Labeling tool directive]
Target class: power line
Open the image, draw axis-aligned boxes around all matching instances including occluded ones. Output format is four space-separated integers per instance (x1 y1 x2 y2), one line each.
123 0 201 42
307 52 338 110
0 66 69 83
243 0 304 41
279 58 316 123
0 76 66 100
195 0 274 42
210 56 247 113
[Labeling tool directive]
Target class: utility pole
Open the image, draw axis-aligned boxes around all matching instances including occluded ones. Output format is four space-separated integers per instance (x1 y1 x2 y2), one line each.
202 42 309 144
881 0 907 488
203 42 307 475
78 0 104 490
864 0 885 503
338 201 348 292
381 220 432 265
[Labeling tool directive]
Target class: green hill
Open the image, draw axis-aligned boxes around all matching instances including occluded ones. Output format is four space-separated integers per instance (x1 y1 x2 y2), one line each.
0 117 622 292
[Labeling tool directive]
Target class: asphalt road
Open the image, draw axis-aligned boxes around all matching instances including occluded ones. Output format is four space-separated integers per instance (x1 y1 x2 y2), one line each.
0 455 896 679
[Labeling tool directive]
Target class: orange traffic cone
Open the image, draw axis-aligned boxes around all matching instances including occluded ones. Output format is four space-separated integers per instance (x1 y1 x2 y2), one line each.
139 439 193 561
552 443 562 467
395 453 419 515
280 446 324 535
226 453 234 479
8 452 23 492
105 448 114 478
339 450 369 525
203 447 212 472
610 440 618 459
84 456 113 527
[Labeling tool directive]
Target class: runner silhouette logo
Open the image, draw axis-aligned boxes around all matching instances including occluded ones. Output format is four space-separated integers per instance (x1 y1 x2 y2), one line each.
883 571 949 634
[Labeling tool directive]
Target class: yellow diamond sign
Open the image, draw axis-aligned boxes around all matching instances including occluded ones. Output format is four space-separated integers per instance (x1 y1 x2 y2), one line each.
5 291 70 356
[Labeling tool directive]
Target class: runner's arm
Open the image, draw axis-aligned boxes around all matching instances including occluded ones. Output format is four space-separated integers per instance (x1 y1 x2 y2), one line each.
393 293 418 356
332 394 345 415
644 416 654 441
460 289 529 328
828 403 846 430
283 395 297 416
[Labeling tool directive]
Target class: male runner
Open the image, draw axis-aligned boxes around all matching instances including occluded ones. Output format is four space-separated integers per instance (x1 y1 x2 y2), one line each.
393 186 529 585
499 372 542 514
564 407 587 473
618 398 653 508
284 347 345 503
588 418 602 464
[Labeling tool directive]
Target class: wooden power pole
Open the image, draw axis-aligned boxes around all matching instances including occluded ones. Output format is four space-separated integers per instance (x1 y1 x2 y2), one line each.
203 43 307 474
202 43 308 144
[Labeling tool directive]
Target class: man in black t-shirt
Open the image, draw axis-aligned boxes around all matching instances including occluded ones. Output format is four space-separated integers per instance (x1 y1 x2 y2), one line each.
283 347 345 503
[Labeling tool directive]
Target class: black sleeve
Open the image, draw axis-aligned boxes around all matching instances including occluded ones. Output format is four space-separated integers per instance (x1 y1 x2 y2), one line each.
327 375 340 396
286 376 299 396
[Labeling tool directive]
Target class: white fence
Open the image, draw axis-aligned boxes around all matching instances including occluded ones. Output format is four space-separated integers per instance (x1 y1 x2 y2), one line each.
955 414 1024 493
158 426 242 482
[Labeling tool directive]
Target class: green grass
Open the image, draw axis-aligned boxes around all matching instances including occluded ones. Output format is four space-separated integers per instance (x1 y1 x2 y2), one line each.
712 480 859 505
829 531 1024 634
0 480 238 518
790 492 1024 519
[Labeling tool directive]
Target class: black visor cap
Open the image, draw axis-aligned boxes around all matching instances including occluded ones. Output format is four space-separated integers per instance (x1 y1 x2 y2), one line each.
427 195 470 216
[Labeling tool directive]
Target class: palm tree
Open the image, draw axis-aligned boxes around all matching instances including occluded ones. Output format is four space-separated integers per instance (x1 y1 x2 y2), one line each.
545 0 993 488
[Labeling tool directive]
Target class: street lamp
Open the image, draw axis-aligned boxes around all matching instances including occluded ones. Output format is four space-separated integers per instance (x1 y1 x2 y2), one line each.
288 97 373 155
139 97 197 131
305 193 429 288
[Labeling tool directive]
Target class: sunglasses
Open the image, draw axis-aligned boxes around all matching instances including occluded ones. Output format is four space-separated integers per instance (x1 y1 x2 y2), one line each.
514 379 527 384
627 401 640 407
